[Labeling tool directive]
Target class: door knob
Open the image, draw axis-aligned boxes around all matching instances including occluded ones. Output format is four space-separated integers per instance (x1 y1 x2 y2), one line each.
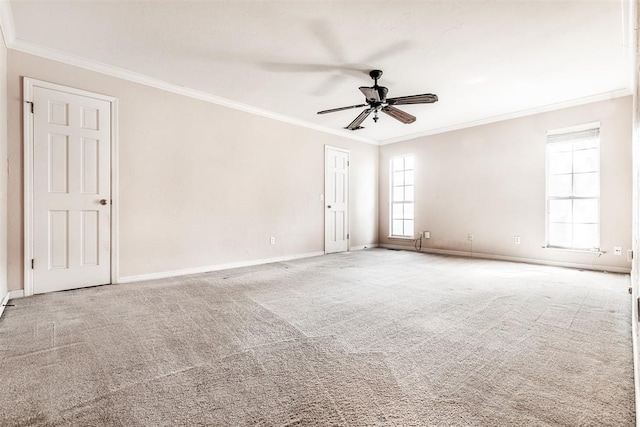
327 205 332 208
99 199 108 205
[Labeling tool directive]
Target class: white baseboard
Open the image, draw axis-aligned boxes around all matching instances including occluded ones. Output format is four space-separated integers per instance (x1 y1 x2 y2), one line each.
350 244 379 251
380 244 632 274
118 251 326 283
0 292 9 319
8 290 24 299
0 290 24 319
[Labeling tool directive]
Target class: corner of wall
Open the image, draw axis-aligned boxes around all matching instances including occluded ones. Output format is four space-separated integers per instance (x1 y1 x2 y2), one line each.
630 0 639 423
0 15 9 313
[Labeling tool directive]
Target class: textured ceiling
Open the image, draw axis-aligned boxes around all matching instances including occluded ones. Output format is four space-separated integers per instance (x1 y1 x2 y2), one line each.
7 0 632 144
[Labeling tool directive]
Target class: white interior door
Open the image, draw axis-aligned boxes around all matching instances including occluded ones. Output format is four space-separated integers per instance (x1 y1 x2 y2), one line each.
31 86 112 294
325 147 349 254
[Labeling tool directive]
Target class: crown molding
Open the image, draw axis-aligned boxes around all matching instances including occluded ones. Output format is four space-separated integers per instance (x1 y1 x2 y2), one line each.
2 1 632 147
4 37 634 147
379 88 632 145
0 0 15 47
7 38 378 146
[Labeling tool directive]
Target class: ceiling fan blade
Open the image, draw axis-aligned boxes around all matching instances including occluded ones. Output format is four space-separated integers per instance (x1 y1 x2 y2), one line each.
382 106 416 124
317 104 367 115
359 87 380 103
386 93 439 105
345 108 374 130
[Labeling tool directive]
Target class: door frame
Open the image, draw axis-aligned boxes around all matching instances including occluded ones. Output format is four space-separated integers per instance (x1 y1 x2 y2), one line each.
23 77 119 296
324 145 350 254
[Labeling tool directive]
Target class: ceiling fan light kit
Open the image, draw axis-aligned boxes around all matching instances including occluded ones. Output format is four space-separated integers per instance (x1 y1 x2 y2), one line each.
317 69 438 131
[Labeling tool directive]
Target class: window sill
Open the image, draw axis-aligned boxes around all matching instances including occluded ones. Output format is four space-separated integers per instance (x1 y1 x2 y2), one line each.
388 236 415 240
542 246 604 255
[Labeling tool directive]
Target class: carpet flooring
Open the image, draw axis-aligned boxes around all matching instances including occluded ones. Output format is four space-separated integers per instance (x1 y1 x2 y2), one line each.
0 249 635 426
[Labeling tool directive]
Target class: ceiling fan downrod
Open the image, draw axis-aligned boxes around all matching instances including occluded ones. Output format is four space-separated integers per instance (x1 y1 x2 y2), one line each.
370 69 383 86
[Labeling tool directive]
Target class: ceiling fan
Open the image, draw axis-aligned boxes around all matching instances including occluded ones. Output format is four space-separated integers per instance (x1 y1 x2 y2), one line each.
317 70 438 130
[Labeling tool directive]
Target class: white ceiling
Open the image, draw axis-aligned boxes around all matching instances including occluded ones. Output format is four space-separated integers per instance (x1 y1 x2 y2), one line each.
4 0 632 144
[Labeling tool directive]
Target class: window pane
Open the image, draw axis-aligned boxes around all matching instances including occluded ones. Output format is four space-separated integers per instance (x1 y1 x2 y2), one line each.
404 170 414 185
404 203 414 220
405 186 414 202
393 186 404 202
573 172 598 197
404 220 414 237
548 141 572 154
549 199 572 223
392 157 403 172
392 220 403 236
573 223 598 249
546 127 599 250
573 199 598 224
548 151 572 174
573 148 598 173
548 174 572 197
391 155 415 236
405 156 414 170
573 137 598 150
392 203 403 220
393 171 404 186
549 223 572 247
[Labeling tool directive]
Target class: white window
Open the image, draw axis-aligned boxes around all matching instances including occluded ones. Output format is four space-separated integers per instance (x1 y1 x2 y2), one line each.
390 155 414 237
546 123 600 250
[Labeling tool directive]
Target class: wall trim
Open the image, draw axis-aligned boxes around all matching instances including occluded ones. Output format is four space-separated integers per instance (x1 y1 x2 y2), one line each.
0 290 24 319
118 251 325 284
379 89 632 145
3 38 632 147
0 0 15 47
0 292 9 319
380 244 632 274
8 40 377 146
8 289 23 299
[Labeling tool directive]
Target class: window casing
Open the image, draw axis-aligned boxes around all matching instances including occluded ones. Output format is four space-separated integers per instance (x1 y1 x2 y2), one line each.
390 155 414 237
546 124 600 250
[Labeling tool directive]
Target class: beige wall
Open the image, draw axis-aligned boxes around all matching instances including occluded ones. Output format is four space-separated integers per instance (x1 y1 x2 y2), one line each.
0 32 7 299
379 96 633 271
5 49 633 293
7 50 378 290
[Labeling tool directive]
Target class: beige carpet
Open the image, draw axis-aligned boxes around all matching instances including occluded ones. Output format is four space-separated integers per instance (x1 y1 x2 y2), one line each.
0 249 634 426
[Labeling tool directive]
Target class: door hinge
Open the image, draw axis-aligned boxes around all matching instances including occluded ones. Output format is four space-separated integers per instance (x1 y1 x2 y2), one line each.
31 259 34 269
25 101 34 114
347 161 350 166
347 233 350 239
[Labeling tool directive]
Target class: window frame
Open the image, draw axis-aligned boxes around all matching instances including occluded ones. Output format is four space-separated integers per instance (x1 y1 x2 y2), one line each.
545 122 601 251
389 154 415 238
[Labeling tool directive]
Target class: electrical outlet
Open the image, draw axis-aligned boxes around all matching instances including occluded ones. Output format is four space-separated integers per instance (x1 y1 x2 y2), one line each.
468 233 474 242
514 236 521 245
424 231 430 239
270 236 276 245
614 246 622 255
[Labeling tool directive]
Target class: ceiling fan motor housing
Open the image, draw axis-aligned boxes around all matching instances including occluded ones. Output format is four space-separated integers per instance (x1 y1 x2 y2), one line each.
375 87 388 103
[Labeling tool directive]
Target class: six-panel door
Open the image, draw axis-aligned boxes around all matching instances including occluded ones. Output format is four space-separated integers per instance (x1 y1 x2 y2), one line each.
325 147 349 254
32 86 111 294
